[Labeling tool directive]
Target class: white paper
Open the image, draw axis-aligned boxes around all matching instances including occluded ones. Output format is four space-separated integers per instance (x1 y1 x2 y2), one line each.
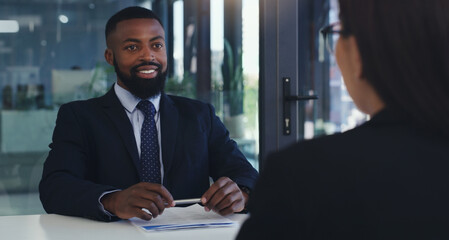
130 204 236 231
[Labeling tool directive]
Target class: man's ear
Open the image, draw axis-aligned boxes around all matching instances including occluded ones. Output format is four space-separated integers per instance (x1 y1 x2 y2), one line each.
104 48 114 66
348 36 363 80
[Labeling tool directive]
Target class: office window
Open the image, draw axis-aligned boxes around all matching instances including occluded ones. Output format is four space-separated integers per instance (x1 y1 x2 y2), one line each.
168 0 259 169
0 0 259 216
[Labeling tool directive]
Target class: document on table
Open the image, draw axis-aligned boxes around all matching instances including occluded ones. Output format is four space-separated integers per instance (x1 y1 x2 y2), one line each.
129 204 236 231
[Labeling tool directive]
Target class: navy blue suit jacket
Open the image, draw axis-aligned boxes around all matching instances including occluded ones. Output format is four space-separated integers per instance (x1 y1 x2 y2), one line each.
39 88 258 221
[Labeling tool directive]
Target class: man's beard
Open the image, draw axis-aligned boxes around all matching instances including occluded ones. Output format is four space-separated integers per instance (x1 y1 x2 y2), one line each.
113 58 167 99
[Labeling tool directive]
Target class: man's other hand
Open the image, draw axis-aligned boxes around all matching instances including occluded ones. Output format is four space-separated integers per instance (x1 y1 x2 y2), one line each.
101 182 175 220
201 177 248 216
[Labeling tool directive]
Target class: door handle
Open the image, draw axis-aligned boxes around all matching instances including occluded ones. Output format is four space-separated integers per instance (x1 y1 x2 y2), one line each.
283 77 318 135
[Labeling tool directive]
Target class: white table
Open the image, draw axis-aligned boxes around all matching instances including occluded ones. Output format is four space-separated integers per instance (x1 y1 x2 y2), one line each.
0 213 247 240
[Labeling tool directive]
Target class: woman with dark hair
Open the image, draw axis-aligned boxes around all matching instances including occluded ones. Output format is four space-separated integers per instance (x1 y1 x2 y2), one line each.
237 0 449 239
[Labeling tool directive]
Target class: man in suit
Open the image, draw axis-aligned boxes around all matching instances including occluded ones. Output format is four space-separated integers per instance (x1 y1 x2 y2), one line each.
39 6 258 222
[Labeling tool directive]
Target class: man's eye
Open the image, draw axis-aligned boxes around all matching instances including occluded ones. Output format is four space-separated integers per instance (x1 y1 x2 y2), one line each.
126 45 137 51
153 43 163 49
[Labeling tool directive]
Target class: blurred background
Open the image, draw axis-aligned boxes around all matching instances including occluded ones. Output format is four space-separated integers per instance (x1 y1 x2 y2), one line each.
0 0 364 216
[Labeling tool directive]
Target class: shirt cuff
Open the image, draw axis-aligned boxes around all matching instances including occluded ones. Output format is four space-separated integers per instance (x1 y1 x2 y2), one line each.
98 189 121 217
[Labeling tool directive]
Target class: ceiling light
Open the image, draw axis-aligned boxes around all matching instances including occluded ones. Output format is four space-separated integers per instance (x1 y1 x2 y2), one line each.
58 15 69 24
0 20 19 33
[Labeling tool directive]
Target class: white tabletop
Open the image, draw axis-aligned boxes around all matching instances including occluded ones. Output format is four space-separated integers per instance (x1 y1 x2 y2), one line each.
0 213 248 240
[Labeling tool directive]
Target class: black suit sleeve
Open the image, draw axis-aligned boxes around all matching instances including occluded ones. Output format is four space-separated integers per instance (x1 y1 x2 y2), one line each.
205 104 258 190
39 103 117 221
236 150 299 239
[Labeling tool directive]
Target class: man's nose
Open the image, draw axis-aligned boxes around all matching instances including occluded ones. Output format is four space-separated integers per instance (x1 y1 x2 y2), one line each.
140 45 155 61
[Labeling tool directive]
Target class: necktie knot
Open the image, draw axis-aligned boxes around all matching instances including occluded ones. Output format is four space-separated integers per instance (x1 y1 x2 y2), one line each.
137 100 156 119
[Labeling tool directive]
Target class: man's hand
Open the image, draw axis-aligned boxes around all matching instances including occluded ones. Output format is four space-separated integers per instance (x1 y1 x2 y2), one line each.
101 182 175 221
201 177 248 216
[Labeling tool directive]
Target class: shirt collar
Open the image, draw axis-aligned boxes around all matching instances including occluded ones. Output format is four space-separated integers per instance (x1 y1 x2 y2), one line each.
114 83 161 114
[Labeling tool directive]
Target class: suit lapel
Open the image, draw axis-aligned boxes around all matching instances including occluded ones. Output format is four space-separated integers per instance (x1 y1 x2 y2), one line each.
99 87 141 177
160 94 179 178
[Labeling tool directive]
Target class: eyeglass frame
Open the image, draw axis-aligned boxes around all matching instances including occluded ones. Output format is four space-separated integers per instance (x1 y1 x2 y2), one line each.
320 22 351 54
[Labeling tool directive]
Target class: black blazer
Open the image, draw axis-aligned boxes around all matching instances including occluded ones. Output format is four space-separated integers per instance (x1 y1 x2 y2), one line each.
39 88 258 221
237 109 449 239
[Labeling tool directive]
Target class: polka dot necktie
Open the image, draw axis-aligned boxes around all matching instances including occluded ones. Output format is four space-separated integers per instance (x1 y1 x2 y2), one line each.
136 100 161 184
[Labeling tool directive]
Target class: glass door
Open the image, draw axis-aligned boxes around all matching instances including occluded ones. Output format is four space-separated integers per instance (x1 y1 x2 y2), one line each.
304 0 367 140
259 0 366 167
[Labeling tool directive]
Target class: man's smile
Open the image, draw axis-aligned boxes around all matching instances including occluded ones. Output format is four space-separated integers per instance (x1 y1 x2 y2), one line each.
134 64 160 79
139 69 156 74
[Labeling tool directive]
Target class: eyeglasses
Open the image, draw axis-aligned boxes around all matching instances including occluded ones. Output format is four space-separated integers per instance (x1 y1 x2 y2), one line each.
320 22 349 54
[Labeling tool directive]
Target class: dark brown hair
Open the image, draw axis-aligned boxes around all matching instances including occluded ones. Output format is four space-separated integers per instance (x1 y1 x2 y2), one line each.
339 0 449 136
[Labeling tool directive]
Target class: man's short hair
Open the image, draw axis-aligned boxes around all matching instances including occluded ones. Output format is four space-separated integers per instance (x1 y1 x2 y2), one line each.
105 6 163 40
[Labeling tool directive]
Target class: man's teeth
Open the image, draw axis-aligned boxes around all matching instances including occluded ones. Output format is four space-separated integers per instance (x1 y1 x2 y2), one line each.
140 69 156 74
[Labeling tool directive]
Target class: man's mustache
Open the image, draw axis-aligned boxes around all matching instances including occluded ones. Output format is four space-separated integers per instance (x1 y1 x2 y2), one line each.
131 62 162 72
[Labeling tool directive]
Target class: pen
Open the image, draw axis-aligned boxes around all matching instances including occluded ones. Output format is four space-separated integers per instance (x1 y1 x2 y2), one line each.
174 198 202 205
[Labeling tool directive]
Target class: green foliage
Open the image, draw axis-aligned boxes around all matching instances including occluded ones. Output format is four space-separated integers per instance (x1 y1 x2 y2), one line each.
88 62 115 97
165 71 196 99
223 39 244 116
243 87 258 135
